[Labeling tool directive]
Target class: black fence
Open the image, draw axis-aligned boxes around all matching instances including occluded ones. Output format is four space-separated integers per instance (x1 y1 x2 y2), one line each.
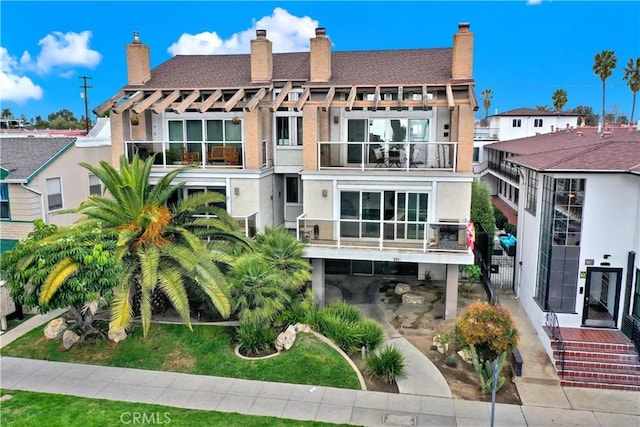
473 222 497 304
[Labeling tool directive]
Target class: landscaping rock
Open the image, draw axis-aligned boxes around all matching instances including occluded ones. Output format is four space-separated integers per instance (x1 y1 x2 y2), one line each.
108 326 127 343
402 293 425 304
44 318 68 340
458 349 473 364
293 323 311 334
275 325 296 351
62 330 80 349
394 283 411 295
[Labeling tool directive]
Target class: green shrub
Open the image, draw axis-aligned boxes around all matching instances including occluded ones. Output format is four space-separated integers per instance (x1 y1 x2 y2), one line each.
493 206 508 230
323 301 362 324
364 344 406 384
355 318 385 352
504 223 517 237
318 314 361 354
235 321 277 356
277 289 318 326
444 355 458 367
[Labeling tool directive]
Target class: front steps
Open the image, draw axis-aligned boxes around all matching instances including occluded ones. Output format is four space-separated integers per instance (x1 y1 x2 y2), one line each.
549 329 640 392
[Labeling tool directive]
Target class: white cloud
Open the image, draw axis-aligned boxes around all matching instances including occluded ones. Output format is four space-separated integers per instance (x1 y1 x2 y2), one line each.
0 47 43 104
168 7 318 56
527 0 542 5
23 31 102 74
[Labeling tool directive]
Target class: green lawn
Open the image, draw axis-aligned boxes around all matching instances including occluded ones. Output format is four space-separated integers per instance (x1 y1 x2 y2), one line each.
0 322 361 389
0 389 348 427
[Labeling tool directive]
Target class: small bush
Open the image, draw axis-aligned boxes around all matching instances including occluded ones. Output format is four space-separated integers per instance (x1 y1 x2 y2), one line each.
318 314 361 354
504 223 517 237
236 321 277 356
323 301 362 324
277 289 318 326
365 344 406 383
444 355 458 367
355 318 385 352
493 206 508 230
455 302 519 364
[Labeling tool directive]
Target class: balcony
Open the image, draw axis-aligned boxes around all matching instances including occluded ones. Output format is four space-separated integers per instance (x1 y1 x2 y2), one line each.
195 212 257 238
474 127 499 141
488 161 520 183
297 214 470 254
125 141 244 169
318 141 457 172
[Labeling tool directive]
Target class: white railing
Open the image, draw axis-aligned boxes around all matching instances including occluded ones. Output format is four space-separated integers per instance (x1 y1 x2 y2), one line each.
124 140 244 169
296 213 469 253
474 127 499 140
318 141 457 171
234 212 258 237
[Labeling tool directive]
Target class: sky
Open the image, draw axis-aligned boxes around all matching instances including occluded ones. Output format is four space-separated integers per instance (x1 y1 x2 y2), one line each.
1 0 639 123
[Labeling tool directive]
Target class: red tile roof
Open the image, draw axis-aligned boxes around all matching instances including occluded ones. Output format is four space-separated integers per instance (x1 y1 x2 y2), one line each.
124 48 458 90
486 128 640 173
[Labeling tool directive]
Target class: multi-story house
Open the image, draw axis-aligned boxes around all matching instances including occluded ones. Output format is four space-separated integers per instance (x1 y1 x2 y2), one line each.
0 118 111 252
488 127 640 390
95 24 478 317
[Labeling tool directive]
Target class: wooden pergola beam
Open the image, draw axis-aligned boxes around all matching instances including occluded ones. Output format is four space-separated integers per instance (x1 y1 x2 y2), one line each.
224 88 245 112
397 86 404 110
153 90 181 114
372 86 380 111
199 89 222 112
321 87 335 111
446 84 455 111
422 85 430 109
345 86 357 111
132 90 163 114
173 90 201 114
468 86 479 111
93 91 124 116
270 81 292 111
113 91 144 114
295 87 310 111
244 87 269 112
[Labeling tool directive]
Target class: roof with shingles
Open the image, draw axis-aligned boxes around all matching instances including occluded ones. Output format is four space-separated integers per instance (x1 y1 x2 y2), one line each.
491 108 581 117
124 48 458 90
486 128 640 173
0 137 76 182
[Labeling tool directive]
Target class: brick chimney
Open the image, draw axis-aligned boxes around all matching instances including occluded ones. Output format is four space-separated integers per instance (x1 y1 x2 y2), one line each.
251 29 273 83
126 32 151 86
310 28 331 82
452 23 473 80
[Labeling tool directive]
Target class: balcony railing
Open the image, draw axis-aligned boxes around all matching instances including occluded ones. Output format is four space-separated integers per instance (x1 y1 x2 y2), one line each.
125 141 244 169
194 212 257 238
488 161 519 183
297 214 470 253
318 141 457 172
474 127 500 140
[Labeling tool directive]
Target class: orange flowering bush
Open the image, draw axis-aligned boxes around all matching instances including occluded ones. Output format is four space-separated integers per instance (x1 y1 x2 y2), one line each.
455 302 519 364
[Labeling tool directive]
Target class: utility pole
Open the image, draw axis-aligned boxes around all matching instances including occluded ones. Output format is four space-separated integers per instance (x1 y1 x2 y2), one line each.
80 76 92 133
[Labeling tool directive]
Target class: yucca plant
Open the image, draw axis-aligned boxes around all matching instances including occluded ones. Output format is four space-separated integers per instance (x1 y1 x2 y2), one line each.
365 344 406 384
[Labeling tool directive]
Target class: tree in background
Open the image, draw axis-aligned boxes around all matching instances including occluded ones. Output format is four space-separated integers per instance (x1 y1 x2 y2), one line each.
471 181 496 240
593 50 617 125
570 105 598 126
481 89 493 123
551 89 568 112
623 57 640 124
535 105 552 111
1 108 13 119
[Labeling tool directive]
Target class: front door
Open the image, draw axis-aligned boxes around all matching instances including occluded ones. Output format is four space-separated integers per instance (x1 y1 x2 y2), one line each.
582 267 622 328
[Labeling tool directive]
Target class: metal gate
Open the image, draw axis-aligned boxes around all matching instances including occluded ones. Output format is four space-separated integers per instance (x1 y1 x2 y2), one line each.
490 244 516 290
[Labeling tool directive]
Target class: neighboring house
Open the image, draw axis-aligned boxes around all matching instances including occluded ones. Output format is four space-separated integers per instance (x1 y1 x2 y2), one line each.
96 24 478 317
0 118 111 250
487 127 640 390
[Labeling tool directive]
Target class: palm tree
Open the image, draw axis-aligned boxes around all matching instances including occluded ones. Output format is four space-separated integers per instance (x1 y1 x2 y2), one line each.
593 50 617 125
75 154 247 336
255 226 312 292
481 89 493 122
623 57 640 124
551 89 568 112
1 108 13 120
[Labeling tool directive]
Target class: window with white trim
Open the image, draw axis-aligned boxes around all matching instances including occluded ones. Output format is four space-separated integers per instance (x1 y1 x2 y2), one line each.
46 178 63 211
274 89 303 146
512 119 522 128
534 118 543 127
0 183 9 219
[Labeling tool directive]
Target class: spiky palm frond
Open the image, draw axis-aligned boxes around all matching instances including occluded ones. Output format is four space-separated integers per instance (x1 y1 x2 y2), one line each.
138 245 160 336
110 263 136 330
157 266 191 329
39 258 80 304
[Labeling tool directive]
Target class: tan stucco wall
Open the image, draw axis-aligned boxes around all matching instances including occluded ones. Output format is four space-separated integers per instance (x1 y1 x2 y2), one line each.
435 181 472 221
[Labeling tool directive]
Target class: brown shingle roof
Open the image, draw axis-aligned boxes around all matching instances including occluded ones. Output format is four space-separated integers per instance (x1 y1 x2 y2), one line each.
124 48 456 90
491 108 581 117
487 128 640 173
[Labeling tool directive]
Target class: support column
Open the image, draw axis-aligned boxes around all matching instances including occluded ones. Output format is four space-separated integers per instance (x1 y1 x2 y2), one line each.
444 264 459 319
311 258 325 307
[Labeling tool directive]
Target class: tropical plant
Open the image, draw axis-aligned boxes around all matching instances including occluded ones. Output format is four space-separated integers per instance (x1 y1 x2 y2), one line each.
623 57 640 124
1 108 13 119
74 154 247 336
364 344 406 384
460 265 482 285
535 105 552 111
470 345 507 393
471 181 496 243
551 89 568 112
481 88 493 121
593 50 617 124
354 318 385 352
276 288 318 326
455 302 519 365
235 320 278 356
0 220 122 338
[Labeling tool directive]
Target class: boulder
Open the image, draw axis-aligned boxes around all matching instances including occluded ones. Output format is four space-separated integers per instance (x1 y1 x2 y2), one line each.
293 323 311 334
44 318 68 340
402 293 425 304
108 326 127 343
275 325 296 351
458 349 473 364
62 330 80 349
394 283 411 295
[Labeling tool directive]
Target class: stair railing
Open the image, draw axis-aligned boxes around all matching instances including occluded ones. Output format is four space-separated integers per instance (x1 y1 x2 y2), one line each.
545 309 565 378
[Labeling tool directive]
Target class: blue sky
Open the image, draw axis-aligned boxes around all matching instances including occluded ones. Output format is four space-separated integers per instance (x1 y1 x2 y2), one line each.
1 1 639 123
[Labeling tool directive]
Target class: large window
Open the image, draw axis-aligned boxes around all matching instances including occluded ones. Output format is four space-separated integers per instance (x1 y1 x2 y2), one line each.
0 183 9 219
534 118 543 128
347 118 429 164
89 174 101 196
525 170 538 215
274 90 303 146
512 119 522 128
46 178 63 211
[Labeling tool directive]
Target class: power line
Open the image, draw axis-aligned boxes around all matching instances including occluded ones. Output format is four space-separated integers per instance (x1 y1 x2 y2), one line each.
80 76 93 133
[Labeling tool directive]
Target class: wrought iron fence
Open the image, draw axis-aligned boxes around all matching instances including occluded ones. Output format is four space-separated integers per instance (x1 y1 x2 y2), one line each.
545 309 565 377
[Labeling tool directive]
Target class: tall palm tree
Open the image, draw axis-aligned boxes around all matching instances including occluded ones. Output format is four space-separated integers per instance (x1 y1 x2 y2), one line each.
481 89 493 121
1 108 13 120
623 57 640 124
593 50 617 125
76 154 247 336
551 89 568 112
